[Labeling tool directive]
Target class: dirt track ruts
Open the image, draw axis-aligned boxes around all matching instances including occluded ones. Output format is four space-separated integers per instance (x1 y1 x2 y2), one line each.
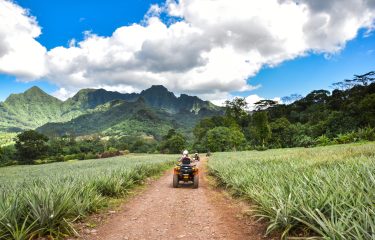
83 158 267 240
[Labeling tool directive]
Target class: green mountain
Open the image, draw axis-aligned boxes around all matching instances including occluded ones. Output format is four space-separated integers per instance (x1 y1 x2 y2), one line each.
0 87 64 131
139 85 219 114
0 85 223 138
38 98 173 138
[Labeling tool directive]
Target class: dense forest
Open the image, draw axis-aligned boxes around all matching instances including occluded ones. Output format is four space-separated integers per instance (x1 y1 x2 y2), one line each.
0 71 374 166
193 71 375 151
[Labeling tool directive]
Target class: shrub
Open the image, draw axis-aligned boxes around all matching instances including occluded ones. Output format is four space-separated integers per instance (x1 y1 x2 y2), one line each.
122 150 130 155
295 135 316 148
334 132 357 144
85 152 97 160
315 135 331 146
356 127 375 141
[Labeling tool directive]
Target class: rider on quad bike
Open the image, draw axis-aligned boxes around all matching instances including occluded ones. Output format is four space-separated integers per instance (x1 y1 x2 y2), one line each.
179 150 191 163
174 150 199 188
193 152 200 161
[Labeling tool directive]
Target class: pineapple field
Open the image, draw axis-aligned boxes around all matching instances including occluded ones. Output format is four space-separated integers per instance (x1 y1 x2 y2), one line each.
208 142 375 239
0 155 176 239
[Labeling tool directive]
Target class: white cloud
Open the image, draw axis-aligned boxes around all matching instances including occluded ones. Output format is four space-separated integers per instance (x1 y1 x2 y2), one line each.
0 0 375 102
51 87 75 100
211 93 281 111
0 0 47 79
245 94 281 111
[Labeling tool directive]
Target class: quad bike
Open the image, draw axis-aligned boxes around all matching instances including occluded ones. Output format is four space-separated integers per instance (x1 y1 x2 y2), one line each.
173 157 199 188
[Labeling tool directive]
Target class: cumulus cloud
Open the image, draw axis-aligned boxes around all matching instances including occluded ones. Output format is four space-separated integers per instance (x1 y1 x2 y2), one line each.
51 87 75 100
0 0 47 79
245 94 281 111
1 0 375 102
211 93 281 111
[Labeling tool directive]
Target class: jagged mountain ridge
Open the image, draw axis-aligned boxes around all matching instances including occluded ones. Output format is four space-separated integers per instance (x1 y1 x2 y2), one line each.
0 85 223 137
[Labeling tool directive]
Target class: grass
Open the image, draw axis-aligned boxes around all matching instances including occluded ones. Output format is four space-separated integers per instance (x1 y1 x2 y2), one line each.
208 142 375 239
0 154 177 239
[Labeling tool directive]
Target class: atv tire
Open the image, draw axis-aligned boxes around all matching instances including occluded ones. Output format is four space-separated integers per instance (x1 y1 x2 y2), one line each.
193 174 199 189
173 174 179 188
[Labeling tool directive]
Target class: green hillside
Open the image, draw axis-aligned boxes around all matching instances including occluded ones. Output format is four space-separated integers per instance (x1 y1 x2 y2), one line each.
0 87 64 131
37 97 220 139
0 85 223 139
38 98 172 138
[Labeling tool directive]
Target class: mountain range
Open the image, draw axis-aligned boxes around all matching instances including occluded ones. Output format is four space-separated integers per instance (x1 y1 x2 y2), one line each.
0 85 222 139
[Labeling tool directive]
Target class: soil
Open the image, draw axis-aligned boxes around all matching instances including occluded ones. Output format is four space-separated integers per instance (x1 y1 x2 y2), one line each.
79 158 271 240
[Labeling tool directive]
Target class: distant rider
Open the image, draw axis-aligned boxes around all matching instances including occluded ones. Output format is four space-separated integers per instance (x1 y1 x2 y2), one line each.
193 152 200 161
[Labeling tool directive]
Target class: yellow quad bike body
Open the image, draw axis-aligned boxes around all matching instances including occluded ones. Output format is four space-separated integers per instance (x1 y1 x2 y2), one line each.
173 158 199 188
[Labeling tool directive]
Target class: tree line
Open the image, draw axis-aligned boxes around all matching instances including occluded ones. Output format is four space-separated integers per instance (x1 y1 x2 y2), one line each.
0 128 188 166
192 71 375 151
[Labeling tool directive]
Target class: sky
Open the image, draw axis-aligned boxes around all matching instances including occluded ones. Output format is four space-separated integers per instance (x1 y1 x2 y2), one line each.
0 0 374 107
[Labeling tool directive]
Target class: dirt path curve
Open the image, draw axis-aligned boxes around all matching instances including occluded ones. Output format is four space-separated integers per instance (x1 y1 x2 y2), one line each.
86 158 265 240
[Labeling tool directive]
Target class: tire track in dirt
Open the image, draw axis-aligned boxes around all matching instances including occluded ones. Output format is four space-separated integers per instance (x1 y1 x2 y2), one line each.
83 158 267 240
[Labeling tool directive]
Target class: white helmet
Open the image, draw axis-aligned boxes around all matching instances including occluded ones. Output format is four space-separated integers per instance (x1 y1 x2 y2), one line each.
183 150 188 155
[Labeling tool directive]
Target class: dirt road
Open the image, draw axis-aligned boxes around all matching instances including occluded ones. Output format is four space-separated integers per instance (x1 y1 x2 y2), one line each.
84 158 266 240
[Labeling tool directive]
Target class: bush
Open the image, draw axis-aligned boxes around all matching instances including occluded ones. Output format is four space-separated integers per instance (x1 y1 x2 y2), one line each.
255 145 268 151
123 150 130 155
64 154 79 161
295 135 316 148
0 145 16 166
334 132 357 144
316 135 331 146
52 155 65 162
99 149 121 158
85 152 98 160
356 127 375 141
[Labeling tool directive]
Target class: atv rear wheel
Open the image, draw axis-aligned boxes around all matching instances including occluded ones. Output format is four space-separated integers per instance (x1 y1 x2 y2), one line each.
173 174 179 188
193 174 199 189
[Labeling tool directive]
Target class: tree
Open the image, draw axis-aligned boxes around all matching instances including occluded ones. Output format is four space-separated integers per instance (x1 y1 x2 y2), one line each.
249 111 271 147
304 90 330 104
163 129 176 140
166 134 186 154
0 145 16 166
359 93 375 126
159 130 186 153
270 117 294 148
193 115 240 145
130 138 158 153
225 97 248 122
193 118 215 141
254 99 278 110
281 94 303 104
15 130 49 164
353 71 375 86
204 127 245 152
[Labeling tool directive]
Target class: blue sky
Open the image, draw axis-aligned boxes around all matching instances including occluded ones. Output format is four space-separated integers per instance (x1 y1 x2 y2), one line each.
0 0 164 100
246 31 375 99
0 0 374 103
